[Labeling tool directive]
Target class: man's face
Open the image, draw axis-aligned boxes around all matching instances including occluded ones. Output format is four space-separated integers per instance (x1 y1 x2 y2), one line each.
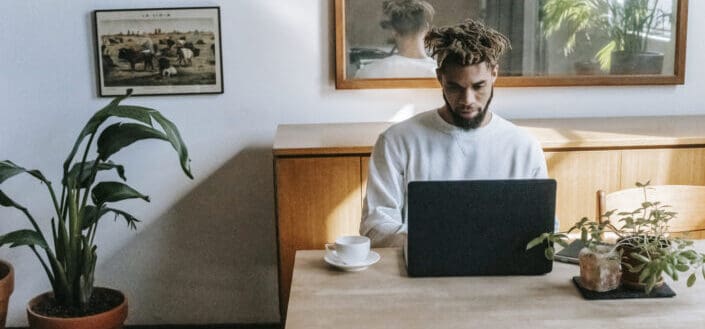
436 62 498 129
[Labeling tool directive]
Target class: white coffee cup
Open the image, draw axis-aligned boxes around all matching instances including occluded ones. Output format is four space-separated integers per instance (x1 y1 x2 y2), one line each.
325 235 370 265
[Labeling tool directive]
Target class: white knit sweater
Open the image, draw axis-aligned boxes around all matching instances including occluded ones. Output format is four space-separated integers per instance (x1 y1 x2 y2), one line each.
360 109 549 247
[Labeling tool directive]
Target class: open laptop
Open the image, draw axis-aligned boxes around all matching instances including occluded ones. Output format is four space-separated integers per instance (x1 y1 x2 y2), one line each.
404 179 556 277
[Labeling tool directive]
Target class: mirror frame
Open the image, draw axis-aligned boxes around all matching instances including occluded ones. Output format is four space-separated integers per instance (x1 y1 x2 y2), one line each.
334 0 688 89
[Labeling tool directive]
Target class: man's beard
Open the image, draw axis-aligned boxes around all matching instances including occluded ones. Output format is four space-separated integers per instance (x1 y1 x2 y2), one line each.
443 86 494 130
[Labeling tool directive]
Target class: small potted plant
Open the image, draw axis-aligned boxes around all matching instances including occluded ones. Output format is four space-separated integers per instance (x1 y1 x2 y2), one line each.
608 182 705 292
527 216 622 292
529 182 705 293
0 89 192 329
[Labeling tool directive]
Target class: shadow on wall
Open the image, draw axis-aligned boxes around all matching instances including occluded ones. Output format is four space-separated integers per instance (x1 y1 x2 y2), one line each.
100 146 280 325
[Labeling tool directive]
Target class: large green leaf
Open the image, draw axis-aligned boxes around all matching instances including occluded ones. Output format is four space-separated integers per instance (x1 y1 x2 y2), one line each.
63 90 193 183
0 161 24 183
0 229 49 249
0 189 24 209
80 205 141 230
80 205 104 230
526 233 548 251
108 105 154 126
106 208 141 230
151 112 193 179
91 181 149 205
96 123 167 161
0 160 48 184
63 160 126 188
63 90 133 173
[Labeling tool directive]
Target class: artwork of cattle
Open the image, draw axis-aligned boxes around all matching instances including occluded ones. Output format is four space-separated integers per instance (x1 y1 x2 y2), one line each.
102 32 216 85
95 7 223 96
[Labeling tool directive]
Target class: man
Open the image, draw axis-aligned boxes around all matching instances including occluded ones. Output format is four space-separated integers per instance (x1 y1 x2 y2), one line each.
355 0 437 79
360 20 549 247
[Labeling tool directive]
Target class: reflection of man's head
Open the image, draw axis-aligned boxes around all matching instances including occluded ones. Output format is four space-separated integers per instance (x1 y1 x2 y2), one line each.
425 20 511 130
380 0 435 38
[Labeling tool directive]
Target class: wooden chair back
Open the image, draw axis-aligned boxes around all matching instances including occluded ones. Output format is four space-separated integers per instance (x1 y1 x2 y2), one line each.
596 185 705 239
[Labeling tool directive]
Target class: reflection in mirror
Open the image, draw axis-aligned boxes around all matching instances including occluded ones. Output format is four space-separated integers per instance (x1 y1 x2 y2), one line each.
338 0 686 88
541 0 677 76
352 0 437 79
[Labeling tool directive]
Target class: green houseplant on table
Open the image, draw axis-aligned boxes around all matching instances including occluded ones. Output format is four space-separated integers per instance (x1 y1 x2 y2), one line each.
0 89 192 329
528 181 705 294
542 0 669 74
527 214 623 292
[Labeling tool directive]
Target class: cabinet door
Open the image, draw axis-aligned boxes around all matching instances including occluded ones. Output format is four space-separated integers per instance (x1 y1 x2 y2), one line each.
275 156 363 316
545 150 621 230
621 148 705 187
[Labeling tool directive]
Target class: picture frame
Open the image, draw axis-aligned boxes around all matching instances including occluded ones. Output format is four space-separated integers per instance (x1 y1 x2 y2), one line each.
94 7 223 96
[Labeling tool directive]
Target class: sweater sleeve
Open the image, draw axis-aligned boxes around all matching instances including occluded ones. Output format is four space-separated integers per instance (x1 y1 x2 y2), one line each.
360 134 407 247
530 140 549 179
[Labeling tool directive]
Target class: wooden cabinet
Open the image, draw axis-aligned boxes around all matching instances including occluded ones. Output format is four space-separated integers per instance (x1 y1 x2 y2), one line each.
275 156 363 317
273 116 705 319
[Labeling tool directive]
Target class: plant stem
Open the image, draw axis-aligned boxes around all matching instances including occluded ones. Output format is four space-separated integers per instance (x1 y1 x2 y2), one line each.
67 188 80 294
46 249 71 304
46 182 62 222
30 246 54 284
19 207 44 239
88 221 99 248
80 160 101 214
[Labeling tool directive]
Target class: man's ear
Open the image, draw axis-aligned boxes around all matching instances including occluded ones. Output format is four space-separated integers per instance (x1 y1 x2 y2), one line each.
491 65 499 83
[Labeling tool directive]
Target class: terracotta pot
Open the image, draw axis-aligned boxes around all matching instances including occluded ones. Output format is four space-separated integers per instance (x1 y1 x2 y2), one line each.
27 288 127 329
0 260 14 329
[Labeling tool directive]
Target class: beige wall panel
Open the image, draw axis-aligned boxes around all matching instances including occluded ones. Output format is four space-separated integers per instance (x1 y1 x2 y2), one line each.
545 150 621 230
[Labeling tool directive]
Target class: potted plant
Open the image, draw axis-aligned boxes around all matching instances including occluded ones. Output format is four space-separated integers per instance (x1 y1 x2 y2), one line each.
542 0 669 74
528 182 705 293
0 89 192 329
527 216 622 292
0 260 13 329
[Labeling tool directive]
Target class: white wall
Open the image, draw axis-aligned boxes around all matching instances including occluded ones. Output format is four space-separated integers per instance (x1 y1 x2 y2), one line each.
0 0 703 326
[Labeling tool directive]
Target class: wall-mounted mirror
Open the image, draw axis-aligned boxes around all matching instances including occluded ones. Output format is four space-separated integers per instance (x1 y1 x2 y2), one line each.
335 0 688 89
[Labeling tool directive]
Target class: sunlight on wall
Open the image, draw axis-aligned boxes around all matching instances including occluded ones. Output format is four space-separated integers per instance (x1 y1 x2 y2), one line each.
388 104 418 123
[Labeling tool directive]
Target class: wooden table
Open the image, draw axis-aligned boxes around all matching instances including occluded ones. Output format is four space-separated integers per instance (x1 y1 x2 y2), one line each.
285 245 705 329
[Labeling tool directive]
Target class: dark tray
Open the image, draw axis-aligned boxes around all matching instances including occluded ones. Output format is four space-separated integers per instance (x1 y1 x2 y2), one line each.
572 276 676 300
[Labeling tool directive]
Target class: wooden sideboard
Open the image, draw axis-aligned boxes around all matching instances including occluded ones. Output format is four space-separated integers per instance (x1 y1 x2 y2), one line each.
273 115 705 318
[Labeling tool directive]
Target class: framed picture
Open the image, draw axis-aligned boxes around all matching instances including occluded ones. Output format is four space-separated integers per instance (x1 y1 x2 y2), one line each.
94 7 223 96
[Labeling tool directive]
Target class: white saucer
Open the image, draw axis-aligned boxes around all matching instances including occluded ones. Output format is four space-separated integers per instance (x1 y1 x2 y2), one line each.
324 251 380 271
